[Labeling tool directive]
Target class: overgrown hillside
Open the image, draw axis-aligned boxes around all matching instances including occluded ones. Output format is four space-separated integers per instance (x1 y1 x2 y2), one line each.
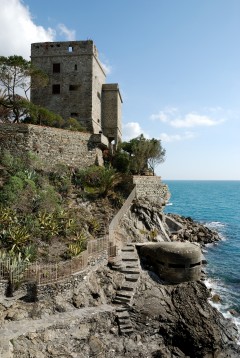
0 150 133 264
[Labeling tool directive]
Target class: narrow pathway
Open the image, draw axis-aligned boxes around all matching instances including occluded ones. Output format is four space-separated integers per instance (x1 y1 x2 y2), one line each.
0 304 114 358
111 243 141 334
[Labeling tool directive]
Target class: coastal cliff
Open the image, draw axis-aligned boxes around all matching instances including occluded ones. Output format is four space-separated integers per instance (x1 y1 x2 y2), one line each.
0 198 239 357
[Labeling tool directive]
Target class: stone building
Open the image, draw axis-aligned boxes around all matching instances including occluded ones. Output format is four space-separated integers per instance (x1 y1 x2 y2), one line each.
31 40 122 146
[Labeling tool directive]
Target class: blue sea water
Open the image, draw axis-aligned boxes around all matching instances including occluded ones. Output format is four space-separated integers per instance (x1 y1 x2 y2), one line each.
164 180 240 334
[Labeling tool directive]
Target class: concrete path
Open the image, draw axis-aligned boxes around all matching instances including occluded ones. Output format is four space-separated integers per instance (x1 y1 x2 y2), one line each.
0 304 114 358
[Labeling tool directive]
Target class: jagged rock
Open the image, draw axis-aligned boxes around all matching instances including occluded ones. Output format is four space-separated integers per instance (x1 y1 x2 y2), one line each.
211 293 221 303
1 200 239 358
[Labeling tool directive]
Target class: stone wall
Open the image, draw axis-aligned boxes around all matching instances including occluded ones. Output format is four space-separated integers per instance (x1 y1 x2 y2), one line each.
0 123 104 169
133 176 170 204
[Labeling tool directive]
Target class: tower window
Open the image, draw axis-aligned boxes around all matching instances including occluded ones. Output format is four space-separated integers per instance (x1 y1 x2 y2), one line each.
70 113 78 117
69 85 79 91
53 63 60 73
68 46 73 52
74 64 77 70
52 84 60 94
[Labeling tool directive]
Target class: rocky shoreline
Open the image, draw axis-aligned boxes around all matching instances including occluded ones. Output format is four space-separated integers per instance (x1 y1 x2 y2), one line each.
0 202 240 357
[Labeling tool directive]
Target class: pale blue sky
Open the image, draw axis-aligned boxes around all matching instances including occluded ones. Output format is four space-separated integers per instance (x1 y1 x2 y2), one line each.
1 0 240 179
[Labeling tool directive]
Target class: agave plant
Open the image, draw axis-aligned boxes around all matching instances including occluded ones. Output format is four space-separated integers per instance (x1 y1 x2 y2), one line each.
67 233 87 258
0 249 31 297
0 207 18 228
36 211 60 240
2 226 31 252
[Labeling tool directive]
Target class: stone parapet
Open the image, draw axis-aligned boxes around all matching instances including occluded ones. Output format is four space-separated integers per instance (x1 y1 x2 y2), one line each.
133 175 170 204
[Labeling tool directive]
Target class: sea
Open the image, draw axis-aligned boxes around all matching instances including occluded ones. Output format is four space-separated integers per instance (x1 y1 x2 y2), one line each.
164 180 240 337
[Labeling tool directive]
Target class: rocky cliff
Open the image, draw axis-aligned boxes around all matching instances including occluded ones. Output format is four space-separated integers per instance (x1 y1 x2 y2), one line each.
0 199 239 358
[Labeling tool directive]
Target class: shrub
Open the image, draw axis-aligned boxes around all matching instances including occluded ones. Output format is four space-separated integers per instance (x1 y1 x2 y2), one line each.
0 150 28 175
62 117 86 131
112 150 130 173
35 211 60 241
76 166 119 197
0 176 24 204
66 233 87 258
36 184 62 213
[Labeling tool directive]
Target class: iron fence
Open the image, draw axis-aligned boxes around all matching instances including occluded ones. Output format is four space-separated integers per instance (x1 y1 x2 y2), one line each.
0 238 115 286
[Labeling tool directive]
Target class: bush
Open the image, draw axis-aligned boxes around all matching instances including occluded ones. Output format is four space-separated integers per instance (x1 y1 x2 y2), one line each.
62 117 86 131
0 150 28 175
76 166 119 197
0 176 24 204
112 150 130 173
36 184 62 213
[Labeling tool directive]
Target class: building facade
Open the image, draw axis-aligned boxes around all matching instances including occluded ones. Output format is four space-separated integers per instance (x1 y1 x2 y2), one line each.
31 40 122 146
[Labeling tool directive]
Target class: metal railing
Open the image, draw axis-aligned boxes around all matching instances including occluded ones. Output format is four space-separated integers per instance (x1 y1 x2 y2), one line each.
0 237 115 286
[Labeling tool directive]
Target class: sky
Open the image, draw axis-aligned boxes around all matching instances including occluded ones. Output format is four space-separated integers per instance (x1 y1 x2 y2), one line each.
1 0 240 180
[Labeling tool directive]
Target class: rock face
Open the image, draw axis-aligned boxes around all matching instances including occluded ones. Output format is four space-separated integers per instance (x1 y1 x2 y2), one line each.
2 267 239 358
1 200 239 357
119 199 220 246
166 213 221 245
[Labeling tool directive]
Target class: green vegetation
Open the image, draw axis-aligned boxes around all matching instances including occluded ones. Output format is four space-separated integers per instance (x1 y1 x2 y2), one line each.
0 249 36 297
112 134 166 175
0 55 86 131
0 151 128 263
0 55 48 123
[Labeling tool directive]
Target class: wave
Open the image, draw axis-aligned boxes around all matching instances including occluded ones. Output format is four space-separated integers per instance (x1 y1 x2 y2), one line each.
205 278 240 342
166 202 173 206
205 221 226 229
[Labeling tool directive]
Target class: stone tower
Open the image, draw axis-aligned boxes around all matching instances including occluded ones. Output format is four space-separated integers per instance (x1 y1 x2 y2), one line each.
31 40 122 146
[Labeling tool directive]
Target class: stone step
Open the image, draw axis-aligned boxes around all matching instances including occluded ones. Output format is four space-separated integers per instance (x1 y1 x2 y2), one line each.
122 257 138 262
116 307 127 312
120 327 133 334
125 274 139 282
121 248 135 252
116 290 132 298
119 323 132 330
117 311 130 319
124 263 138 268
121 268 140 274
118 316 130 323
121 284 135 291
115 294 131 301
114 296 131 304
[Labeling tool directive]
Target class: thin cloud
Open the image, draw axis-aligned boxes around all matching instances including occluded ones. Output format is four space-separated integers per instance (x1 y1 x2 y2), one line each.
171 113 225 128
57 24 76 41
99 53 112 75
150 107 178 122
0 0 55 59
123 122 148 141
150 107 225 128
159 132 195 143
100 61 112 75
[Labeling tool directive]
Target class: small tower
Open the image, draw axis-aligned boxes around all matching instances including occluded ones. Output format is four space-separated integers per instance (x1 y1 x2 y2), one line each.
31 40 122 145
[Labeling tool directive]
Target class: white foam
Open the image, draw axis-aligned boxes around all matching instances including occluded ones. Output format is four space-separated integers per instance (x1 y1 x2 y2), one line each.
205 221 226 229
204 278 240 343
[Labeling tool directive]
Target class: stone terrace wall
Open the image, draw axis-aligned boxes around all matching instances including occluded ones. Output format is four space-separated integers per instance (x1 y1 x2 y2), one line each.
133 175 170 204
0 123 103 169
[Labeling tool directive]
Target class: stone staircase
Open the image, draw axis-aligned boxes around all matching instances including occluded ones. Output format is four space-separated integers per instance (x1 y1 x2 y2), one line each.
111 243 140 334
